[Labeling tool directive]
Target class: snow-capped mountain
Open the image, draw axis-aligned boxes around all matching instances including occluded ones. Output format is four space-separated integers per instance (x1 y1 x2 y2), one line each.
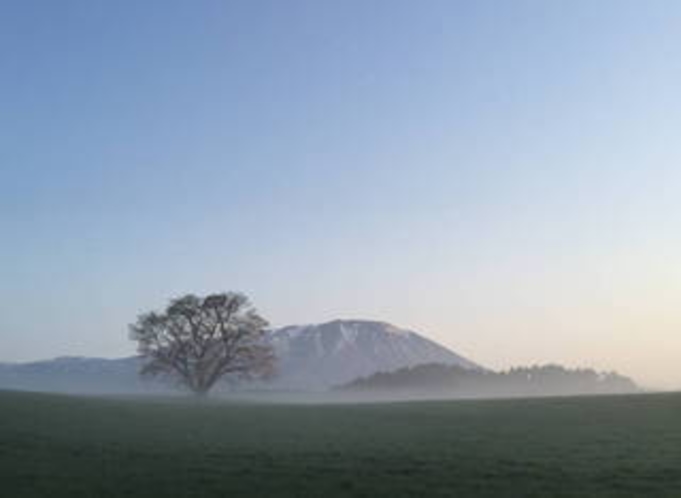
0 319 479 394
267 319 480 390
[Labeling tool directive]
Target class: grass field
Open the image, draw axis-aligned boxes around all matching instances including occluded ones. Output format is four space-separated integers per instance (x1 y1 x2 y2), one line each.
2 390 681 497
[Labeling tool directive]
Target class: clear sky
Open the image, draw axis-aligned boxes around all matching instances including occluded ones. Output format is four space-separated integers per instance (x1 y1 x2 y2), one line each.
1 0 681 388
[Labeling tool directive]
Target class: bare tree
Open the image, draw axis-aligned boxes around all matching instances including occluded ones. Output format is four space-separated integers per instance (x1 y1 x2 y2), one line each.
129 292 274 396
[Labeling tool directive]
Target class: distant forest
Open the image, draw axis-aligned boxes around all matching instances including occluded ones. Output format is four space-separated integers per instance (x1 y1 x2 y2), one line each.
340 364 638 398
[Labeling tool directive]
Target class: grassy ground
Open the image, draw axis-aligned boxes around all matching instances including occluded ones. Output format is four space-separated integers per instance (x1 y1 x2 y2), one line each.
2 390 681 497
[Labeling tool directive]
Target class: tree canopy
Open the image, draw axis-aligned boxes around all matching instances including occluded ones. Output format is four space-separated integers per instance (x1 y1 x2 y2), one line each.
129 292 274 395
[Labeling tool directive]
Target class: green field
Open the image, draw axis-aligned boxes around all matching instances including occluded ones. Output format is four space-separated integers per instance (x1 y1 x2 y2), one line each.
2 390 681 497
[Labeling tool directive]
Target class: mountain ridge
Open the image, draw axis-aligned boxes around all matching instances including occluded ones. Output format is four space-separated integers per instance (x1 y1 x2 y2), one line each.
3 320 637 398
0 319 477 394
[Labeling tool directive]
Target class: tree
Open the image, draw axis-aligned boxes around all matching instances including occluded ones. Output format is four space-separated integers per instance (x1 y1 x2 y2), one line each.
129 292 274 396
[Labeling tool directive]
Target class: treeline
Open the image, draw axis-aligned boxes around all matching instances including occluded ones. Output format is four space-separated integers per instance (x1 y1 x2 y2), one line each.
340 363 638 398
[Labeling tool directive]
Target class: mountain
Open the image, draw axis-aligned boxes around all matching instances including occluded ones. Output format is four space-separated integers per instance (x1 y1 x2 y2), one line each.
0 356 164 394
0 324 638 399
0 319 479 394
267 320 480 390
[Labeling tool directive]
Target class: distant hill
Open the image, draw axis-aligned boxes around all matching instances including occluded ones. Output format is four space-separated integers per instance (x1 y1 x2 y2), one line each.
340 363 639 399
0 320 637 399
0 356 168 395
0 320 478 394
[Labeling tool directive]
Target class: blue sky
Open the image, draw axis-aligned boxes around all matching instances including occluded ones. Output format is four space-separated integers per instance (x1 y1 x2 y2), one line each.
2 1 681 387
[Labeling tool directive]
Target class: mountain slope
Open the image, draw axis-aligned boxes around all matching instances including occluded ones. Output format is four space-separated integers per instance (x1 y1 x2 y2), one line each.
0 356 164 394
0 319 479 393
267 319 480 389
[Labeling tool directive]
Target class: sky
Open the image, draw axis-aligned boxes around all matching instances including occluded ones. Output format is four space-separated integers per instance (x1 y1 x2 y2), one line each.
1 0 681 389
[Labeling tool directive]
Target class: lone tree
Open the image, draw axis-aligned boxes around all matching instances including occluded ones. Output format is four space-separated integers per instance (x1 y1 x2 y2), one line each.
129 292 274 396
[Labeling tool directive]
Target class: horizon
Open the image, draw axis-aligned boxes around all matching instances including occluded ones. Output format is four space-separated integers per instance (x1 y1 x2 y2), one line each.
2 1 681 390
0 314 664 391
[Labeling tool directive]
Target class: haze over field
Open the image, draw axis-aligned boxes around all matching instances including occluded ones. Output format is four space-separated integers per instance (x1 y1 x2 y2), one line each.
1 1 681 389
